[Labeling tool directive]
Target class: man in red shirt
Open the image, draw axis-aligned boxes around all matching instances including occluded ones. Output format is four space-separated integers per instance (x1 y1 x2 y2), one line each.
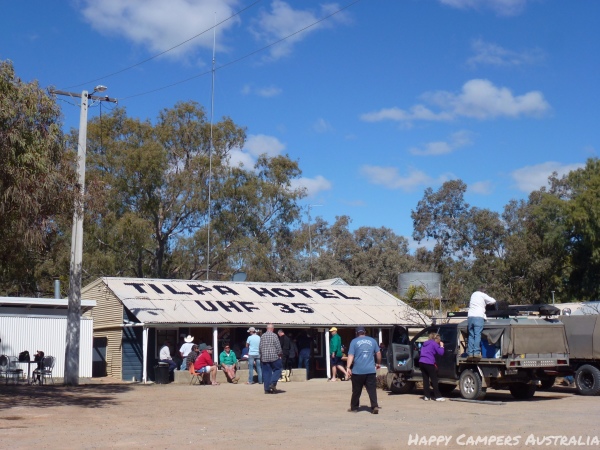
193 345 219 385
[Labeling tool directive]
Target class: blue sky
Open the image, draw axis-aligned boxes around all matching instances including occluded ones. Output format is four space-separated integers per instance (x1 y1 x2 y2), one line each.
3 0 599 250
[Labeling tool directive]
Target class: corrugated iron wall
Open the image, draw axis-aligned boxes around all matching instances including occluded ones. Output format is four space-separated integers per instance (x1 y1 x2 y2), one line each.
0 315 93 378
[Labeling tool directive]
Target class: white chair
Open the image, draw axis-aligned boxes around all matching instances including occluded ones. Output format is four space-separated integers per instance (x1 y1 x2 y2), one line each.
1 355 23 384
33 356 55 385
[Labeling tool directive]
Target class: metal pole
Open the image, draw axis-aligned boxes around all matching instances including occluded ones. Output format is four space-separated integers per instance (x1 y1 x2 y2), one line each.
206 13 216 281
64 90 88 386
308 206 313 282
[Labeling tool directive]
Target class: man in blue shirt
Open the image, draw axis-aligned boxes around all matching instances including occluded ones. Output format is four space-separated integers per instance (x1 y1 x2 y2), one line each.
245 327 262 385
346 327 381 414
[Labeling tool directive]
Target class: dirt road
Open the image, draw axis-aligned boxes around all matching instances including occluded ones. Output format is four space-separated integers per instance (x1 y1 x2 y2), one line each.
1 379 599 449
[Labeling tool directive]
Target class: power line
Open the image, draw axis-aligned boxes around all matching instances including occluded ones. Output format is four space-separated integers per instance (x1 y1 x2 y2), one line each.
120 0 362 101
61 0 263 90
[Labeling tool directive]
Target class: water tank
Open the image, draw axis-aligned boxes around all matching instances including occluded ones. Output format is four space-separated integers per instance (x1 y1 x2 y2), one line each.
398 272 441 299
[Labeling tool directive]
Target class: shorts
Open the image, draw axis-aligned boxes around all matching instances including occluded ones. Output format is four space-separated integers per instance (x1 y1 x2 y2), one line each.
331 355 342 365
195 366 210 374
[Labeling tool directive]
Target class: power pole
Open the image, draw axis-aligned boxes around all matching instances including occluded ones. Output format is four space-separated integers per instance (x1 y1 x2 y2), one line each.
50 88 117 385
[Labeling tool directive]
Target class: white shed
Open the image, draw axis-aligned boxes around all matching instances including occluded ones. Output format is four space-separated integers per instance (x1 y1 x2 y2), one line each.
0 297 96 380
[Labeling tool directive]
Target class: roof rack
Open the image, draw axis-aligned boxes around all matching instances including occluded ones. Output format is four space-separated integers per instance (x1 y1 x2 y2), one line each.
447 304 561 319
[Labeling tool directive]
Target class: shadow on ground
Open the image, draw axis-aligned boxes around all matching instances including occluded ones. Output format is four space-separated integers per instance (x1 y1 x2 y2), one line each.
0 384 133 410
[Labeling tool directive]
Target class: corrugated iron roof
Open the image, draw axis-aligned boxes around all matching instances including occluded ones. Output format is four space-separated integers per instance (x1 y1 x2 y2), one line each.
100 277 430 327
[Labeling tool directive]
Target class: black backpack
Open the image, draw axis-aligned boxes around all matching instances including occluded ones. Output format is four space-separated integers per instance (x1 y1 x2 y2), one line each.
19 350 30 362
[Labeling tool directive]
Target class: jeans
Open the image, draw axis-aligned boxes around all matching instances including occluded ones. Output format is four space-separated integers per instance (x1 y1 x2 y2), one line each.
350 373 378 410
160 359 177 372
180 359 189 371
298 348 310 375
248 354 262 384
261 359 283 392
467 316 485 356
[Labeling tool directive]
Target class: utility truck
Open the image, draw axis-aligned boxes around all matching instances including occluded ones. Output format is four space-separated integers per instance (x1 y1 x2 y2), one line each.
387 311 570 400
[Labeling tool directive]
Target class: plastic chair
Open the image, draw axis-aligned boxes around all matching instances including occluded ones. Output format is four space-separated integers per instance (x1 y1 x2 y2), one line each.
33 356 55 385
188 362 204 385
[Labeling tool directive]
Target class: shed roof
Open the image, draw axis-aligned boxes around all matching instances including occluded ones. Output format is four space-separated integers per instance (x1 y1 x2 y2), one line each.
97 277 429 327
0 296 96 314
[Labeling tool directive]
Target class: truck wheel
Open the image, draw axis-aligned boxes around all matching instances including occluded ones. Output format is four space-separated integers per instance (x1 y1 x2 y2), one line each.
539 377 556 391
575 365 600 396
509 383 536 399
439 384 456 395
389 374 415 394
459 369 485 400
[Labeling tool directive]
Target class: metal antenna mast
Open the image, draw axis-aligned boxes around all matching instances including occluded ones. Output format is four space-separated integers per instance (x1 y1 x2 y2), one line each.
206 13 216 280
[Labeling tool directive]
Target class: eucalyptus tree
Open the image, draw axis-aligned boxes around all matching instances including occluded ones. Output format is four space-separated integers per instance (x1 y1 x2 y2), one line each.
81 101 305 282
0 60 75 296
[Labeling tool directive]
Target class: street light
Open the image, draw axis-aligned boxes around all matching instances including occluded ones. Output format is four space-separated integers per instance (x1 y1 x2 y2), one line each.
51 86 117 385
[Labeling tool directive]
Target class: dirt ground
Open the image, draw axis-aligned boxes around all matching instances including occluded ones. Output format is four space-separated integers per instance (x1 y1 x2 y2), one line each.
1 378 599 449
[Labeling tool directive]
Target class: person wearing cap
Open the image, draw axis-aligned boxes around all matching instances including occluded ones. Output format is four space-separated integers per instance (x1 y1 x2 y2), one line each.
179 335 195 370
246 326 262 384
219 343 240 384
193 345 219 385
329 327 347 381
259 323 283 394
346 327 381 414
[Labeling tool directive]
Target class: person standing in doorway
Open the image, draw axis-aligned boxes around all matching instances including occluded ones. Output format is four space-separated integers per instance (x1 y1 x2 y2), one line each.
467 287 496 359
260 324 283 394
297 330 312 377
278 329 291 371
346 327 381 414
179 335 195 370
329 327 347 381
246 327 262 385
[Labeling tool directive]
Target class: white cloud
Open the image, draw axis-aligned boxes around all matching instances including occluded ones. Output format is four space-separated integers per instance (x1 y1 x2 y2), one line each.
242 84 283 97
467 38 545 67
511 162 585 192
250 1 351 60
290 175 332 197
227 133 286 169
79 0 240 58
438 0 529 16
228 149 256 169
468 180 493 195
244 134 285 157
361 79 550 124
313 118 333 133
410 130 473 156
361 105 452 123
360 166 451 192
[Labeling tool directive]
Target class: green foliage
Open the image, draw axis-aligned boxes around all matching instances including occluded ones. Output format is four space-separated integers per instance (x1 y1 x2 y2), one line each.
0 60 75 296
79 101 305 282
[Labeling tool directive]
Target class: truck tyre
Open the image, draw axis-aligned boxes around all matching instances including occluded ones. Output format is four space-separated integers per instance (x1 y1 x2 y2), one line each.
459 369 486 400
439 384 456 395
539 377 556 391
389 374 415 394
575 364 600 396
509 383 536 399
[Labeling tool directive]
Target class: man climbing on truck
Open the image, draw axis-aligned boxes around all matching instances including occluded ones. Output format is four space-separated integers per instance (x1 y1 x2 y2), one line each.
467 287 496 359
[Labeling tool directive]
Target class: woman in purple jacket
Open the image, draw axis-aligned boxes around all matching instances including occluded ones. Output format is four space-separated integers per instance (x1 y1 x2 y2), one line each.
419 333 445 401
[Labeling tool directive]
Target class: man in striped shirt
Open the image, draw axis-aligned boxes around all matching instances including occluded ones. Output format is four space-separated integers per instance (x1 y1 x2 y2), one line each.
259 323 283 394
